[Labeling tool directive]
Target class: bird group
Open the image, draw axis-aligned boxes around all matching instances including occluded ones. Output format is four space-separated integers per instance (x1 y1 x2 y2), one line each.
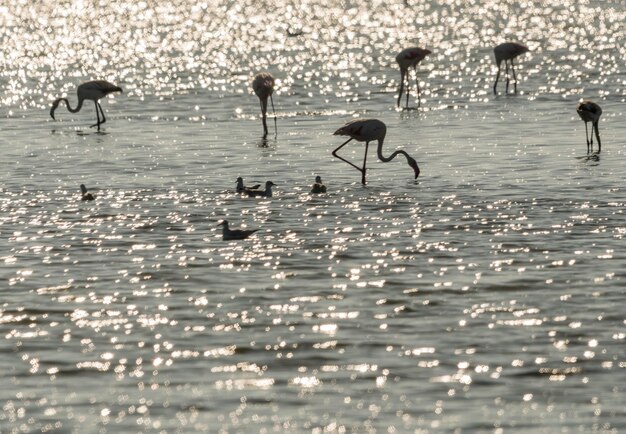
220 175 327 240
57 41 604 240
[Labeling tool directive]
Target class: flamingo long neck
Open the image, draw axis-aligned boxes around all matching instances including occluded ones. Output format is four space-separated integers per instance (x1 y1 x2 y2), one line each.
376 138 411 164
59 97 84 113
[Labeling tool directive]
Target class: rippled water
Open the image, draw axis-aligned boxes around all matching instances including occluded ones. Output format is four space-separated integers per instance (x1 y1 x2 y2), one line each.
1 0 625 432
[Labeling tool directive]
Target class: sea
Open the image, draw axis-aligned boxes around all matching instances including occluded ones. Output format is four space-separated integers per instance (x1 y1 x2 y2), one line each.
0 0 624 432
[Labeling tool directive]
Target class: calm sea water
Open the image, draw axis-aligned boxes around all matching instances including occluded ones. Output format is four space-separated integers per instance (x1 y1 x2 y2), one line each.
1 0 625 432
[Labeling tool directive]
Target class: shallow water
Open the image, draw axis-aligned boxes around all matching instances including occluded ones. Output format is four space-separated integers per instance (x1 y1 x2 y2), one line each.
1 0 625 432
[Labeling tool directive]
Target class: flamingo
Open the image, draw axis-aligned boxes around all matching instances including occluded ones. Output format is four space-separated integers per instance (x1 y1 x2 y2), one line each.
252 72 276 136
576 100 602 154
493 42 529 94
396 47 431 108
310 176 327 194
218 220 258 240
50 80 123 130
333 119 420 185
80 184 95 201
247 181 276 198
236 177 261 193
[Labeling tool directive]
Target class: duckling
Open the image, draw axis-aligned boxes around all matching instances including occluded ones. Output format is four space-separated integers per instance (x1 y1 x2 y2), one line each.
310 176 327 194
247 181 276 198
218 220 258 240
80 184 95 201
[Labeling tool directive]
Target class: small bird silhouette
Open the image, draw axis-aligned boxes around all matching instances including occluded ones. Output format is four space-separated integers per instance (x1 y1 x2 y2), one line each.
247 181 276 198
396 47 431 108
80 184 95 201
333 119 420 185
493 42 529 94
310 176 327 194
50 80 123 130
218 220 258 240
252 72 276 136
576 100 602 154
236 177 261 193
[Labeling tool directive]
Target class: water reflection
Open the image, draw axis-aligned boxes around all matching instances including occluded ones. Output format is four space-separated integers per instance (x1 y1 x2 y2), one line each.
0 0 625 432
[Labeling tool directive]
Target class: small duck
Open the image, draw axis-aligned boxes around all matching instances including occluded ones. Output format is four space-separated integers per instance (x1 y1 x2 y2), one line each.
310 176 327 194
218 220 258 241
247 181 276 198
80 184 95 201
236 176 261 194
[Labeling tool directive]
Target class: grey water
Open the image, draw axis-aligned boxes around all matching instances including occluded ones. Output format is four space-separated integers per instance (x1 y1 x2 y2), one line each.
1 0 625 432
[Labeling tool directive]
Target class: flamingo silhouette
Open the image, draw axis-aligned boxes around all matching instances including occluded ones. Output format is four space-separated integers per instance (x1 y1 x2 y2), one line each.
493 42 529 94
50 80 123 130
396 47 431 108
252 72 276 136
576 100 602 154
332 119 420 185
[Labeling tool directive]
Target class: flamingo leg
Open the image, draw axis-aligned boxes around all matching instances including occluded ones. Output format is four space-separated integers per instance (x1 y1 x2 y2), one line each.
270 94 277 135
333 137 366 180
494 65 501 94
505 60 510 94
583 122 590 153
397 70 405 108
259 98 268 136
415 67 421 108
405 71 410 108
361 141 369 185
593 122 601 153
90 101 101 129
98 102 106 126
511 58 518 93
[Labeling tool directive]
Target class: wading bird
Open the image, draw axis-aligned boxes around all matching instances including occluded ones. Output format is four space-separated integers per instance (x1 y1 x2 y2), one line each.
50 80 123 130
236 177 261 193
333 119 420 185
247 181 276 198
493 42 529 94
576 100 602 154
218 220 258 241
80 184 95 201
252 72 276 136
396 47 431 108
310 176 327 194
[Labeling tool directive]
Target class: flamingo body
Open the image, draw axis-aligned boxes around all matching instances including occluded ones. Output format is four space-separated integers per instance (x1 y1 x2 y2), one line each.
50 80 122 130
396 47 431 108
333 119 420 185
218 220 258 241
493 42 529 94
576 100 602 153
252 72 276 136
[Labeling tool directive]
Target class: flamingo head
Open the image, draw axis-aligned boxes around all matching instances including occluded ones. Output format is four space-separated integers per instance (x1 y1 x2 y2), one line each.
407 157 420 179
50 98 63 119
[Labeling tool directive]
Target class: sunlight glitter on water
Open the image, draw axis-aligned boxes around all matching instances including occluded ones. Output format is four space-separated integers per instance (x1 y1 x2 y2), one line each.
1 0 625 432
